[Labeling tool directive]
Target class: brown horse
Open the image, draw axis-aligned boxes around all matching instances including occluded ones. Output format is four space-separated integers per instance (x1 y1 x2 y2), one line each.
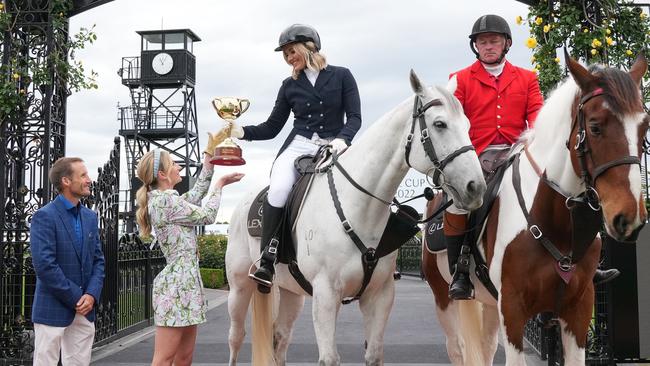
422 54 648 366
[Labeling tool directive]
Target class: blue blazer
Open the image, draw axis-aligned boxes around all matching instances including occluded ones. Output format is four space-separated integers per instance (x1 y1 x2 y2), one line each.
30 196 105 327
242 65 362 157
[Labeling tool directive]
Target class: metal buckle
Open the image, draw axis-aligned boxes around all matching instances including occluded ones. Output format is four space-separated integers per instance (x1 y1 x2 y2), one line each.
268 246 277 254
529 225 543 239
558 256 573 272
574 130 585 150
585 187 601 211
342 220 353 233
420 128 429 142
406 133 413 143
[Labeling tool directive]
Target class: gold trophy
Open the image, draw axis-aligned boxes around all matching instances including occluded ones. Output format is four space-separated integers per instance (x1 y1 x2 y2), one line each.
209 97 250 166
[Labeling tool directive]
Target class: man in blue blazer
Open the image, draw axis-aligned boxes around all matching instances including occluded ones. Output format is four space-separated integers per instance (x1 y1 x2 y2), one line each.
30 157 105 365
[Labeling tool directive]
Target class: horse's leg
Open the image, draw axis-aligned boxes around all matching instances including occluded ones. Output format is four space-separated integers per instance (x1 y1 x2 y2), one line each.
435 300 465 365
359 274 395 366
273 288 306 366
481 304 500 366
559 284 594 366
422 250 464 365
312 278 342 366
499 287 528 366
226 256 255 366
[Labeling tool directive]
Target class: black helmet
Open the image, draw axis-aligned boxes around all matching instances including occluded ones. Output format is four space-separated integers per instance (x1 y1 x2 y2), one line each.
275 24 321 52
469 14 512 41
469 15 512 64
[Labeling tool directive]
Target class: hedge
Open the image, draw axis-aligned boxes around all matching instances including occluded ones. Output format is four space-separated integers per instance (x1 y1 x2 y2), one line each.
200 268 225 289
198 234 228 270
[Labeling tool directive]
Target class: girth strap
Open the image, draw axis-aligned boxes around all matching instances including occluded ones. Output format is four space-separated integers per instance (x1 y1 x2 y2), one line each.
326 166 379 304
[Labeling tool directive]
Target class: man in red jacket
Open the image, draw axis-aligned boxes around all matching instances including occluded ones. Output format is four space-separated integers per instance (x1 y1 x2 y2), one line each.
444 14 618 300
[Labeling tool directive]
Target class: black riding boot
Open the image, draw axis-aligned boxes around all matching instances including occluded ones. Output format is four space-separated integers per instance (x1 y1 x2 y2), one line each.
249 199 284 293
446 234 474 300
593 268 620 285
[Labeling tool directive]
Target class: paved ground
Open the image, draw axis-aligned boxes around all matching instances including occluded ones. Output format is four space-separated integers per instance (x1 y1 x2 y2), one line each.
91 277 545 365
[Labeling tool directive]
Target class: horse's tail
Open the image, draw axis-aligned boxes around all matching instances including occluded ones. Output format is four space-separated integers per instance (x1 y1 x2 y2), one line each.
251 288 275 366
458 300 485 366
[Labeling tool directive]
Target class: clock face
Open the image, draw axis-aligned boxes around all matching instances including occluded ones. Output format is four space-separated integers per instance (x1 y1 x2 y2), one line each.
152 52 173 75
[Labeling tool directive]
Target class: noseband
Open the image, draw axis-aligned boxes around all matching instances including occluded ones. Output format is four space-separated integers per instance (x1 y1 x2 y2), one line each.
404 96 475 188
567 87 641 209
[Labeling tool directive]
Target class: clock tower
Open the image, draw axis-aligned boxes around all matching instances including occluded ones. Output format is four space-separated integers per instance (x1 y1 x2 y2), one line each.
118 29 202 231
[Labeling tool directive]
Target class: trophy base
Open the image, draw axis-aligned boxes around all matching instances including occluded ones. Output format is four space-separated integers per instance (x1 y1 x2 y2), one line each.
210 156 246 166
210 145 246 166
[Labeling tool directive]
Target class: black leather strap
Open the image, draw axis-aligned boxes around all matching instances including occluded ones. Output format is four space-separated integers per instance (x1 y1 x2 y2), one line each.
512 154 574 270
326 163 379 304
333 158 392 206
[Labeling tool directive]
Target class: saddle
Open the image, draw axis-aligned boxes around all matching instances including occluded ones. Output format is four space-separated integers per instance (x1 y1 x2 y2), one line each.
424 146 513 254
246 154 319 264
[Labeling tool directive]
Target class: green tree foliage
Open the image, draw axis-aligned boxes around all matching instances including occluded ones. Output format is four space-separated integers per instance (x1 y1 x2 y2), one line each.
519 0 650 96
0 0 98 121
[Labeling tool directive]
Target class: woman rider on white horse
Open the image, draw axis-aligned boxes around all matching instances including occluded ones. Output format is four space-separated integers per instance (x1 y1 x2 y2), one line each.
223 24 362 293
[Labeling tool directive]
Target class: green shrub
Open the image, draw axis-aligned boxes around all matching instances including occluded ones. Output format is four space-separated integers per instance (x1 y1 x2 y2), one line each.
200 268 225 289
198 234 228 270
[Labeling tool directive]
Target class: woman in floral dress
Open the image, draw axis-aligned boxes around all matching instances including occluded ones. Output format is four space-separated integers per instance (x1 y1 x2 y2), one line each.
135 147 243 366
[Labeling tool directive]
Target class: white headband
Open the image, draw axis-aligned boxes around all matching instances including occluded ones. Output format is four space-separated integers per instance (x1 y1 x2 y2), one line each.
152 149 161 177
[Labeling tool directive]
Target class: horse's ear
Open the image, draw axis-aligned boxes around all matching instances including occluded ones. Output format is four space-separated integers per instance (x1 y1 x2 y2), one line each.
410 69 424 95
564 48 596 91
629 53 647 87
447 75 458 95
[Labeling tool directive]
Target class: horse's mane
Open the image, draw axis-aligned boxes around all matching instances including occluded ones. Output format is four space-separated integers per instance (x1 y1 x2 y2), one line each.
590 65 643 115
520 75 578 152
432 85 464 119
522 63 641 156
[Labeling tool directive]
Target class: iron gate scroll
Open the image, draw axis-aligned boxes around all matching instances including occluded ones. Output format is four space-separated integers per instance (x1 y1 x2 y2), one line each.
397 236 423 277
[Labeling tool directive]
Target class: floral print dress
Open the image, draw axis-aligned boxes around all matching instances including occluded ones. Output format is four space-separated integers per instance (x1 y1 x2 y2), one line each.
148 167 221 327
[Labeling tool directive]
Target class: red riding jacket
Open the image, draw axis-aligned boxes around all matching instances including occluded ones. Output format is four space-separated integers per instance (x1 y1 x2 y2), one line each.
450 60 543 155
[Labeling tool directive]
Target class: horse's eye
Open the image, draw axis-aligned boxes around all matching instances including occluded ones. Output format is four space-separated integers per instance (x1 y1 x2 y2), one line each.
589 123 601 136
433 121 447 129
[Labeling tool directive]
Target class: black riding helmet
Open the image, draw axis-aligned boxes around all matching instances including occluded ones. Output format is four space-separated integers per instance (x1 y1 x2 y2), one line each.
469 14 512 64
275 24 321 52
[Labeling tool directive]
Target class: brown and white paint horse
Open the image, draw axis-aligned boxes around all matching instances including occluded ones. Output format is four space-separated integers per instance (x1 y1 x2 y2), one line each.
422 54 648 366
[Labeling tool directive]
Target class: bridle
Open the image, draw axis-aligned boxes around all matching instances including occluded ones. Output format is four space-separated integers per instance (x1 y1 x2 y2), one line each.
567 87 641 210
405 95 475 189
515 86 643 281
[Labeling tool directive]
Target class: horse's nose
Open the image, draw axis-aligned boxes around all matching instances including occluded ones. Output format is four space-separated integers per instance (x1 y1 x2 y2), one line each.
613 213 629 237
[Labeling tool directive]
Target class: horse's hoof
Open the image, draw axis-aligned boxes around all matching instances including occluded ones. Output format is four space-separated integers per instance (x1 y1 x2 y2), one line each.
257 284 271 294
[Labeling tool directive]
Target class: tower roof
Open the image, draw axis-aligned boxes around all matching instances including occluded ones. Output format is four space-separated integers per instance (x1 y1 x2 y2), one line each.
136 29 201 43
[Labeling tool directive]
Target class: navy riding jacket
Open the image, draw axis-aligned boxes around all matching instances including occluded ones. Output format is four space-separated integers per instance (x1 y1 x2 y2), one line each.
242 65 362 156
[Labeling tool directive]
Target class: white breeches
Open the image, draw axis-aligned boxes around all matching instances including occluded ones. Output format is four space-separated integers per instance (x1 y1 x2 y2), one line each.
268 133 332 208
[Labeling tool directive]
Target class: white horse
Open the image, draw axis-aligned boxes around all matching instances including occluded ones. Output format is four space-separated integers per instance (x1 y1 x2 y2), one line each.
225 70 487 365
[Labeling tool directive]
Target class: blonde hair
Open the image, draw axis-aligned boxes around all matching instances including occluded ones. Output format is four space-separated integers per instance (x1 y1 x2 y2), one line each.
135 150 173 237
284 41 327 80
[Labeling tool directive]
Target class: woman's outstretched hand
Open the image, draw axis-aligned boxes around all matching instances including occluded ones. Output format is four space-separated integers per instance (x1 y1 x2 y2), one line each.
215 172 245 189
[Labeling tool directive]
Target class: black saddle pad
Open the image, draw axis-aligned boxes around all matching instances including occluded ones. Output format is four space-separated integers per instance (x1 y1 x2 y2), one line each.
424 192 448 253
246 154 319 263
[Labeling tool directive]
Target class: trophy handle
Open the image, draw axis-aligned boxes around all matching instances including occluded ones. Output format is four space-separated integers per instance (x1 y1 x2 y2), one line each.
239 99 250 114
211 98 221 114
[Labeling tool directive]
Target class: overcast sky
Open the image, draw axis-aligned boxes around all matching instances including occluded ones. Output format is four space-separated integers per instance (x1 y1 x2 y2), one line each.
67 0 535 223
